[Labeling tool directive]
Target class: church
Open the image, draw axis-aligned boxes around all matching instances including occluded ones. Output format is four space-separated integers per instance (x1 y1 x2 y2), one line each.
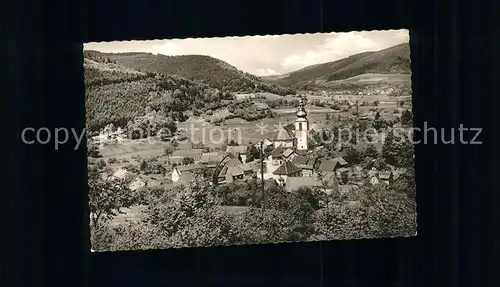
264 97 317 185
272 97 310 151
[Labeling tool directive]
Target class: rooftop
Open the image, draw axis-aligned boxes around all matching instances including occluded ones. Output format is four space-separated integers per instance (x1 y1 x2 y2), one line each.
273 161 302 175
226 145 248 155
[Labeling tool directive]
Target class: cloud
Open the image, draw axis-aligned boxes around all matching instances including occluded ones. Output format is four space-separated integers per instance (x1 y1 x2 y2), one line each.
149 41 182 55
255 68 278 76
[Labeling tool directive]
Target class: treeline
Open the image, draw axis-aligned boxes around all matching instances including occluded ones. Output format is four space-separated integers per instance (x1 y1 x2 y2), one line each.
98 53 295 96
84 59 234 132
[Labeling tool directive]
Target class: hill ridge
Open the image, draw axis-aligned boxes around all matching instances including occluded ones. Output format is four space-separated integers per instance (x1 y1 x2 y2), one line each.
84 50 295 96
261 42 410 88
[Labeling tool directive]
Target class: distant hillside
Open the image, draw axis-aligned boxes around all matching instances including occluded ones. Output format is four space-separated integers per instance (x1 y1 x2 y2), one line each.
84 58 233 131
84 50 295 96
262 43 410 88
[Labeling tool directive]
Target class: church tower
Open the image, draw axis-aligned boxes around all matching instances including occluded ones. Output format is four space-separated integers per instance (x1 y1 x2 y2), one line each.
295 97 309 151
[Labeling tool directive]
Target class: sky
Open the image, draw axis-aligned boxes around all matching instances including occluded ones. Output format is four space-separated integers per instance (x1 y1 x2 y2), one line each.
84 29 409 77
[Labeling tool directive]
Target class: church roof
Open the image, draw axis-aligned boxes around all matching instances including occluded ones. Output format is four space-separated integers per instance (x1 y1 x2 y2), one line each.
275 126 295 141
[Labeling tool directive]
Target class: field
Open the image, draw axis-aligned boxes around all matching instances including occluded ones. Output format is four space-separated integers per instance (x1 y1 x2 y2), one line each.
97 97 402 159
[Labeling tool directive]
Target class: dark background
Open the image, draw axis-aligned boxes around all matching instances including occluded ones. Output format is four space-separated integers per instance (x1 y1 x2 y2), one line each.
2 0 498 286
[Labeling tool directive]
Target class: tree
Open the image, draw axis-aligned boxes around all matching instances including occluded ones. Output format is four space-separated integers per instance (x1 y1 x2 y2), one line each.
139 159 148 171
227 139 238 146
382 130 414 168
364 144 379 159
401 109 412 126
87 142 101 158
182 157 195 165
164 146 175 165
366 188 417 238
372 100 380 107
391 167 416 200
372 118 388 132
96 159 107 170
316 171 339 205
88 169 135 229
142 179 241 248
246 144 260 162
344 145 363 165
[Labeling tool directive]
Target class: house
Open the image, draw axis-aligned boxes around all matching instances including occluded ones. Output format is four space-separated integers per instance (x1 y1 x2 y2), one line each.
171 163 204 182
174 173 196 185
267 146 288 166
285 172 337 193
226 145 248 163
216 157 253 183
282 148 297 161
367 169 380 185
200 152 225 168
221 152 240 166
336 167 350 184
378 171 394 185
317 157 348 173
112 168 129 180
272 160 302 186
170 148 203 163
291 155 315 177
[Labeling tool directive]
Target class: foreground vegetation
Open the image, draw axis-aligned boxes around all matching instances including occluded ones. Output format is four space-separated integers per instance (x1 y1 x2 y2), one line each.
89 166 416 251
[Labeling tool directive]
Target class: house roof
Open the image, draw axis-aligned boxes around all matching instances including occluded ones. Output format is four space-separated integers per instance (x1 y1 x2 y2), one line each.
379 171 392 180
112 168 129 179
336 167 350 173
239 163 253 172
178 173 195 184
314 171 337 183
273 161 302 175
200 152 224 164
226 145 248 155
221 152 238 163
292 155 315 170
225 157 243 167
227 165 244 176
283 148 296 158
333 157 348 165
218 163 247 177
268 146 286 158
172 149 203 158
318 157 347 172
176 163 204 172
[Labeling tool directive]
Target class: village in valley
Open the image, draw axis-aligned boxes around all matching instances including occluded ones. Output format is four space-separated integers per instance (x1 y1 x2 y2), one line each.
85 30 417 251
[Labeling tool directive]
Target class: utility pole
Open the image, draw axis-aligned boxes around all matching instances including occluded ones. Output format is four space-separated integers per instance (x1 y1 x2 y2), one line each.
260 140 265 210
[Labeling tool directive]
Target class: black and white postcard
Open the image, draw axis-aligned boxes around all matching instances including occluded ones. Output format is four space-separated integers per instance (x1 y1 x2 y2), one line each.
84 29 416 252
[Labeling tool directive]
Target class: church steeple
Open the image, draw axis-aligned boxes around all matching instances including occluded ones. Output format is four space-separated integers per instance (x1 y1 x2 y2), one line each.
296 98 307 118
295 96 309 151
